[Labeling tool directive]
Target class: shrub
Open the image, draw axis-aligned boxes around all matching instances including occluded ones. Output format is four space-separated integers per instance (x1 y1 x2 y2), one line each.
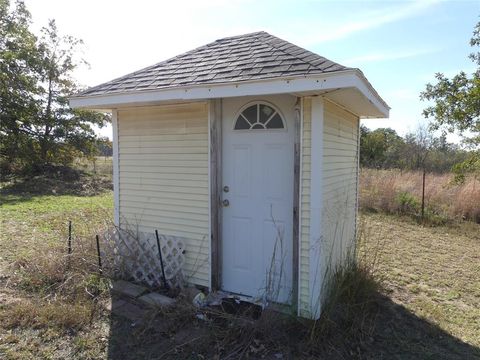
395 191 419 215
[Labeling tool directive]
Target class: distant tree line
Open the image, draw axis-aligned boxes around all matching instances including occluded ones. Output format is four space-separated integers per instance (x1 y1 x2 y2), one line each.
0 0 110 175
359 125 473 173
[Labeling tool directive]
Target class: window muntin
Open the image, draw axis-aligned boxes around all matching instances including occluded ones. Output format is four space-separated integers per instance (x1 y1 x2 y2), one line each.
234 103 285 130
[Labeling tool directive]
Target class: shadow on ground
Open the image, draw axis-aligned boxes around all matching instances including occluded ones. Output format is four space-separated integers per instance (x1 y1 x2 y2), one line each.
105 291 480 360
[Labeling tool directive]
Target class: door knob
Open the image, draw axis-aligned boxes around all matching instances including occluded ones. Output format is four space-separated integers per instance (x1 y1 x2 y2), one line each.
223 185 229 193
222 199 230 207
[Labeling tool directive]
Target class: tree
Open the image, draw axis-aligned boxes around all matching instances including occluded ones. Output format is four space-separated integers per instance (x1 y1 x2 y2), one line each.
0 0 110 173
421 21 480 146
360 126 404 168
401 125 433 171
0 0 40 171
421 20 480 179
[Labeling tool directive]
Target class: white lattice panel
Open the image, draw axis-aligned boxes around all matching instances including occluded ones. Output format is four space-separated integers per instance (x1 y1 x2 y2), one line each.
100 228 186 288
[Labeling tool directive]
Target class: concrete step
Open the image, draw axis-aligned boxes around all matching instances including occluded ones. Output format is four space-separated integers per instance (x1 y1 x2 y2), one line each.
111 280 148 299
138 292 176 308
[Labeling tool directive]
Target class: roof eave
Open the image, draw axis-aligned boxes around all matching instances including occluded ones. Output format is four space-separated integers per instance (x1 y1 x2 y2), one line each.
69 70 389 118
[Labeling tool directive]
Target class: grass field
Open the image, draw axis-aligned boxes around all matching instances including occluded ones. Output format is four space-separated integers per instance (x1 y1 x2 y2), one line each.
0 189 479 358
360 168 480 223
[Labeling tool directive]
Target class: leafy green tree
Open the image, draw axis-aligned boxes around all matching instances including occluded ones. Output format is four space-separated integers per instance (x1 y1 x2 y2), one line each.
360 126 404 168
0 0 40 171
421 21 479 146
0 0 110 173
421 20 480 178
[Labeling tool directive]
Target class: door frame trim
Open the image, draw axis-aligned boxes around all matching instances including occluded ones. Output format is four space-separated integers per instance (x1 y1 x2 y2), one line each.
209 99 222 290
291 97 301 313
209 97 300 312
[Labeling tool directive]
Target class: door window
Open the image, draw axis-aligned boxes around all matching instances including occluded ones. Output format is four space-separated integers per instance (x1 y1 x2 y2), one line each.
234 103 285 130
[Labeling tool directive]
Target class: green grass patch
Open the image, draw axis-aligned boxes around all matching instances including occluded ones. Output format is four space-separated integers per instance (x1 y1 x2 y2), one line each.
0 192 113 262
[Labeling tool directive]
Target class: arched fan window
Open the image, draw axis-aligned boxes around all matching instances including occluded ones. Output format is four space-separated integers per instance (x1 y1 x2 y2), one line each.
234 103 285 130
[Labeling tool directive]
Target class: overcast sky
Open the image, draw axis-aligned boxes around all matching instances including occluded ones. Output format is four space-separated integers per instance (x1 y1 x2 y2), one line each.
24 0 479 140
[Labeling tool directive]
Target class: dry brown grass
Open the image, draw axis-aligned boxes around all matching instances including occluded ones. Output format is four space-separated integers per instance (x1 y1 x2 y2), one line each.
0 300 94 331
360 168 480 223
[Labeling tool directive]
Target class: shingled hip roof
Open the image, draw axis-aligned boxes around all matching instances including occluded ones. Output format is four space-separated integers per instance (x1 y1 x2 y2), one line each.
70 31 389 118
76 31 351 97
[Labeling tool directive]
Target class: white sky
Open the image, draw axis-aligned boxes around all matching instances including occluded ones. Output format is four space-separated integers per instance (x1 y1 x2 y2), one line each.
23 0 479 142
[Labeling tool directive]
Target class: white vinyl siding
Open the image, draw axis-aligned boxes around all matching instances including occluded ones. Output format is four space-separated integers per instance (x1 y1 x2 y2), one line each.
298 98 311 317
298 98 359 318
321 100 359 276
117 103 210 287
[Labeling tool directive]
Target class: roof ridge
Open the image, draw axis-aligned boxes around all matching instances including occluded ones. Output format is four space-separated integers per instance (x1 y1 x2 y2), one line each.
215 31 267 42
256 32 348 72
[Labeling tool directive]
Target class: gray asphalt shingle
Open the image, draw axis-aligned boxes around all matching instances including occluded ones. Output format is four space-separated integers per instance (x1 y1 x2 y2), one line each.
76 31 351 97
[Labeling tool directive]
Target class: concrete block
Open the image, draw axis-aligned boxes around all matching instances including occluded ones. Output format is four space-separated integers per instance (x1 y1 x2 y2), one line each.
138 292 176 308
111 280 148 298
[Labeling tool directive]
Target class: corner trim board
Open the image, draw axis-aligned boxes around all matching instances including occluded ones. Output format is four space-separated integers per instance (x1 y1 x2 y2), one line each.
292 97 301 315
112 109 120 226
309 96 324 319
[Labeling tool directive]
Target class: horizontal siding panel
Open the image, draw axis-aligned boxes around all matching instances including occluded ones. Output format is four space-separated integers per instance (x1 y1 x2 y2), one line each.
121 153 208 161
323 168 357 178
127 224 208 241
323 177 356 188
120 208 208 223
323 161 357 170
121 166 208 175
120 190 208 202
118 103 210 288
119 133 207 142
121 172 207 181
323 138 357 149
321 100 359 307
120 195 207 208
120 212 208 230
323 148 357 157
120 117 207 130
119 127 207 136
121 177 208 188
120 184 208 194
121 202 209 215
325 101 357 119
120 147 208 155
322 155 357 162
120 216 208 240
121 142 208 151
120 159 206 168
323 126 355 138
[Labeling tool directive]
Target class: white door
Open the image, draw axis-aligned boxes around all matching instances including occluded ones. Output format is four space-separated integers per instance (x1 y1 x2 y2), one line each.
221 96 295 304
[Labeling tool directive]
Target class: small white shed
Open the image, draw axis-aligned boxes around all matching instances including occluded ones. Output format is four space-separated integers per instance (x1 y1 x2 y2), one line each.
70 32 389 319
